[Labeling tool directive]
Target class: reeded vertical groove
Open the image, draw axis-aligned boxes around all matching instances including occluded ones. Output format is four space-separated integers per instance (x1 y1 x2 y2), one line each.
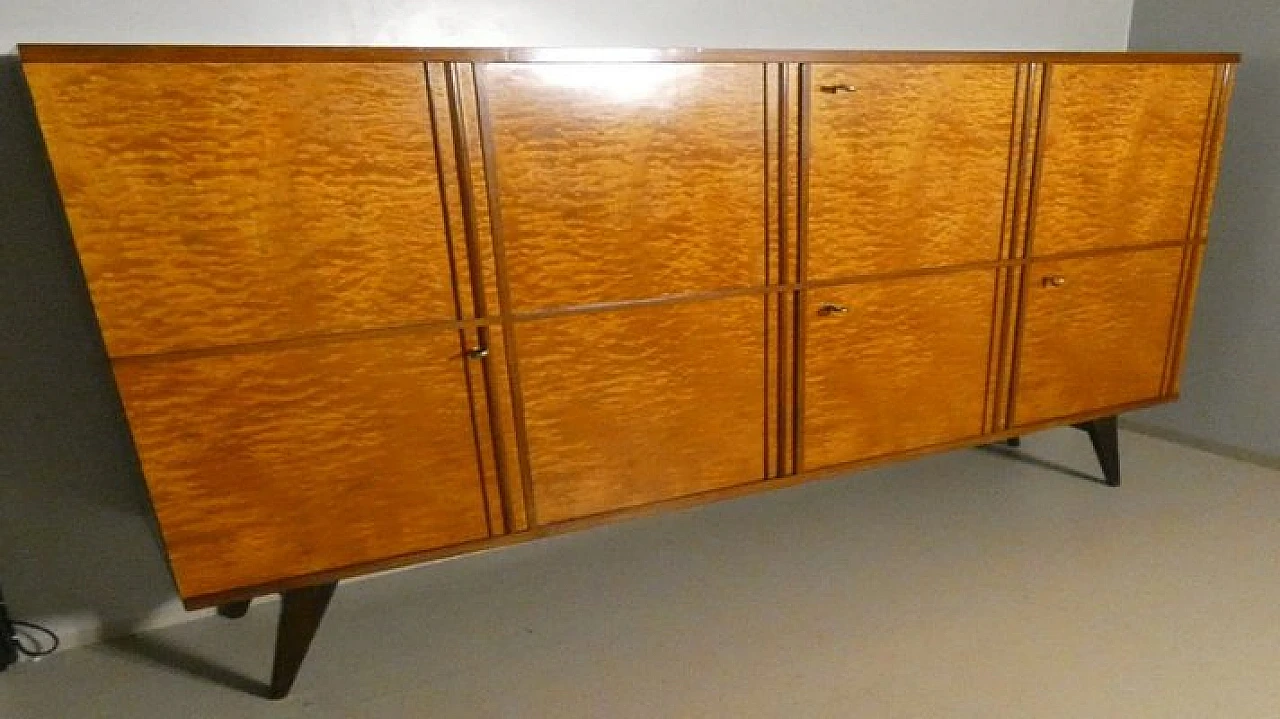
471 63 539 528
981 63 1030 433
763 63 778 479
775 63 789 478
425 62 499 536
1003 62 1051 428
445 63 515 533
989 62 1043 431
791 63 811 473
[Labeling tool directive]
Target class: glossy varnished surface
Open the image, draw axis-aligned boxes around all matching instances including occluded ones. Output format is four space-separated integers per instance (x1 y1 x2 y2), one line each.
25 62 455 357
113 331 491 599
483 63 767 310
807 64 1018 277
516 297 766 524
1014 247 1185 425
17 48 1239 604
803 270 997 470
1031 63 1218 255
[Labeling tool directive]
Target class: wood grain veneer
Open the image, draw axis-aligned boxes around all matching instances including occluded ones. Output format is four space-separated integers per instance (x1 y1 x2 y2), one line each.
807 64 1018 277
1031 63 1219 255
802 270 997 470
113 330 491 599
515 297 766 524
481 63 767 310
26 62 458 358
187 394 1173 610
1013 246 1185 426
17 47 1238 621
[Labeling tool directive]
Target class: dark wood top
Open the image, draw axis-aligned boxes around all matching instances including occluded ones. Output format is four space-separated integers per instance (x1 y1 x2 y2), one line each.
19 45 1241 65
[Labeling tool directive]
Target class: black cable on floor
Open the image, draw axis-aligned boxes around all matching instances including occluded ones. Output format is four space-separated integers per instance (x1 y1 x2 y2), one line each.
11 620 60 658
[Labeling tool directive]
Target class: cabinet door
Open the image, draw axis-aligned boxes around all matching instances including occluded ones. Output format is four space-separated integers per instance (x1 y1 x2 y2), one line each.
25 62 456 357
113 330 491 600
516 297 766 524
482 63 767 311
1032 64 1218 255
1014 247 1185 425
803 270 997 471
808 64 1018 278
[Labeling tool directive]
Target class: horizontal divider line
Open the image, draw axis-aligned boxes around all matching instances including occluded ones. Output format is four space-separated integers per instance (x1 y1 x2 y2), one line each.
109 317 488 365
110 238 1201 365
508 285 781 322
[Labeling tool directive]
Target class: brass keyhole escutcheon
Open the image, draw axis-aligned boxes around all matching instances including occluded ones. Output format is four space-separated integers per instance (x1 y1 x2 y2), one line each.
1042 275 1068 288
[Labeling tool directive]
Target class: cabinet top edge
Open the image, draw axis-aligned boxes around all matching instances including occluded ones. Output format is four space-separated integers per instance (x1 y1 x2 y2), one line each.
17 45 1241 65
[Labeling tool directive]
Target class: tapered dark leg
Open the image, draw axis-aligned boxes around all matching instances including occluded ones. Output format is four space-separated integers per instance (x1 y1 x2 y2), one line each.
217 600 251 619
1005 437 1022 448
269 582 337 700
1073 416 1120 487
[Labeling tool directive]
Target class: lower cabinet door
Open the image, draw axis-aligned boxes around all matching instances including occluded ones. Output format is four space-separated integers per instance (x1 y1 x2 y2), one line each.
516 297 767 524
1014 246 1185 425
113 329 492 600
803 270 997 471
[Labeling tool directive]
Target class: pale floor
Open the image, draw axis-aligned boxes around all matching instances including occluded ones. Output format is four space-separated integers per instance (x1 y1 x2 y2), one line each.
4 428 1280 718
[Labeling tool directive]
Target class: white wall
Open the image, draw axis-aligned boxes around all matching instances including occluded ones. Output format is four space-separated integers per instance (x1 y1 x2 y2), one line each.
1128 0 1280 461
0 0 1135 651
3 0 1134 50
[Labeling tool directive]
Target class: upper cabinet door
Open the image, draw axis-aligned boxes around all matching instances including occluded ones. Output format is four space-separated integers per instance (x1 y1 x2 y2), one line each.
807 63 1018 278
1031 63 1218 256
481 63 767 311
25 62 457 358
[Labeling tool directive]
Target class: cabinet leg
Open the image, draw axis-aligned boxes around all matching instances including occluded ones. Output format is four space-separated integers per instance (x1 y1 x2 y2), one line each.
269 582 337 700
1073 416 1120 487
216 600 251 619
1005 437 1021 448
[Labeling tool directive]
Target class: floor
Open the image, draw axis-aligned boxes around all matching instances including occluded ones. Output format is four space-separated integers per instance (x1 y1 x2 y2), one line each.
4 428 1280 718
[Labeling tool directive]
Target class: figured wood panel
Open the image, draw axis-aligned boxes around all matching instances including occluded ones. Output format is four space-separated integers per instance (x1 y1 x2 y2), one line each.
25 62 456 357
113 330 490 599
482 63 767 310
1014 247 1185 425
517 297 766 524
807 64 1018 278
1031 63 1217 255
803 270 997 470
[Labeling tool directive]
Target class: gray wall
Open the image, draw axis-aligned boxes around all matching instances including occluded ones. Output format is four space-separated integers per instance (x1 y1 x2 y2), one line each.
1129 0 1280 460
1 0 1135 648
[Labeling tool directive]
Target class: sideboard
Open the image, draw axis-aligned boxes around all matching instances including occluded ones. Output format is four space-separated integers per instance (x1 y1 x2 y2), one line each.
20 45 1237 698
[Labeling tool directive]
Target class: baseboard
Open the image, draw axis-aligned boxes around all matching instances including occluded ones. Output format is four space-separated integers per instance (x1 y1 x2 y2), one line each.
1120 419 1280 471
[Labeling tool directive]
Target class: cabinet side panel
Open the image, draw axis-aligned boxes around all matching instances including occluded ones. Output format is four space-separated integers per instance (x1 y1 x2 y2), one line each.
113 331 491 599
24 61 457 357
1164 63 1236 395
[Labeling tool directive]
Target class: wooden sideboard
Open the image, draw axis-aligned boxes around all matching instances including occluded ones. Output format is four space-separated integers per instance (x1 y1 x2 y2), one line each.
21 45 1237 698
